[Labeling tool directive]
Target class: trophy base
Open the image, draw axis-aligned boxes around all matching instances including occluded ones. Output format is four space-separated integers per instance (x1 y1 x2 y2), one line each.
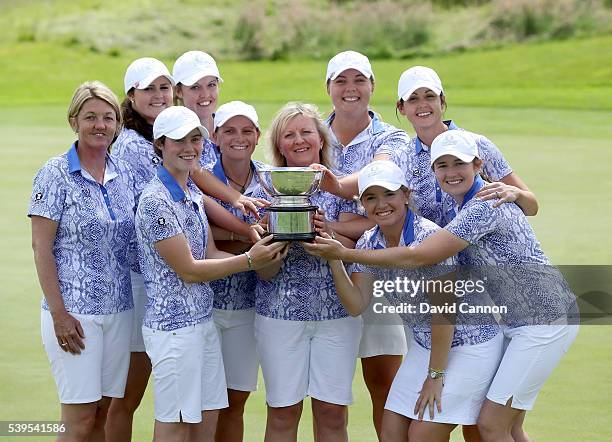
271 232 316 242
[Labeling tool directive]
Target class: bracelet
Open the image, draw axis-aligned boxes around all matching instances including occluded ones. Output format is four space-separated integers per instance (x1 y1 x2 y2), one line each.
244 251 253 270
428 367 445 380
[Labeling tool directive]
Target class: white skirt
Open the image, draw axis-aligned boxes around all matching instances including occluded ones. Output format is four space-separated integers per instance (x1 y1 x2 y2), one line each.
385 332 504 425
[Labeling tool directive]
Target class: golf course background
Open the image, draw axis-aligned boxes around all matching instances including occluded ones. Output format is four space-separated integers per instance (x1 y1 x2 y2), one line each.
1 1 611 440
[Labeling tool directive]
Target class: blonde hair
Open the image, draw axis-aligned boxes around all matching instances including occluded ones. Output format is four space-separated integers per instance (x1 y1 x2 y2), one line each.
67 81 122 141
267 102 333 168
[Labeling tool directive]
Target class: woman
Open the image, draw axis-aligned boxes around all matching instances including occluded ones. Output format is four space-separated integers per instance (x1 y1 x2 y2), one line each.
253 102 362 442
29 81 135 441
306 130 578 442
207 100 267 442
305 159 504 442
322 50 411 436
394 65 538 227
136 105 287 442
107 57 263 440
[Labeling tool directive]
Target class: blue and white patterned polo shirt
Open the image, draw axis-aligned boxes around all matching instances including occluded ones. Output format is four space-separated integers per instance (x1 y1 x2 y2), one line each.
209 158 267 310
351 209 500 349
136 166 214 331
391 121 513 226
444 177 576 327
111 128 161 198
199 138 220 171
28 143 136 314
255 191 350 321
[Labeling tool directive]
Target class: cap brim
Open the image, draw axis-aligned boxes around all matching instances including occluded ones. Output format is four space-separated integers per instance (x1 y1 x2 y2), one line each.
134 73 176 90
179 71 223 86
358 181 402 199
214 114 259 131
164 124 209 140
430 150 475 167
399 82 442 100
328 65 374 81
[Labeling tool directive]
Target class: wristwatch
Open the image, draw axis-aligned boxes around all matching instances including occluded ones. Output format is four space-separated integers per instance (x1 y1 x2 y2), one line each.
428 368 445 380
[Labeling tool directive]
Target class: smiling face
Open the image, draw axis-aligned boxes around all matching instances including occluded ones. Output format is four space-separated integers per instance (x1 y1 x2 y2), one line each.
158 128 203 175
433 155 481 201
177 75 219 123
71 98 118 152
130 76 173 124
277 114 323 167
327 68 373 116
360 185 409 230
214 115 259 162
398 87 444 133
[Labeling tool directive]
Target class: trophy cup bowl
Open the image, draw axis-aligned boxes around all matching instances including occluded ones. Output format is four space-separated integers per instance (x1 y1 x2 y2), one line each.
256 167 324 241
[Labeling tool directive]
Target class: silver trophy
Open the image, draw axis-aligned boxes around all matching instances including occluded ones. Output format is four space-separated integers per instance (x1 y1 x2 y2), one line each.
256 166 324 241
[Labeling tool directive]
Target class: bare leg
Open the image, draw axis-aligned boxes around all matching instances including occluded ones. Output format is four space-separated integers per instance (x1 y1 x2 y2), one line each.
215 389 251 442
408 420 455 442
105 352 151 442
264 402 303 442
153 421 188 442
477 398 526 442
361 355 402 438
510 412 531 442
379 409 410 442
189 410 219 442
462 424 484 442
311 399 348 442
58 398 109 442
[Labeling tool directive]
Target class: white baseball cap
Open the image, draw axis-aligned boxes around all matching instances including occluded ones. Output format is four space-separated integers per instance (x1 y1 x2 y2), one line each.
430 130 479 166
124 57 174 94
326 51 374 82
173 51 223 86
358 160 408 199
213 101 259 131
153 106 209 140
397 66 443 101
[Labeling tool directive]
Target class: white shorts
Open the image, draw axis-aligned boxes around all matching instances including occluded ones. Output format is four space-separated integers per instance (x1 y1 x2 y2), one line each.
385 333 504 425
254 314 362 408
358 297 407 358
41 309 132 404
129 271 146 352
214 308 259 392
487 324 579 410
143 320 228 423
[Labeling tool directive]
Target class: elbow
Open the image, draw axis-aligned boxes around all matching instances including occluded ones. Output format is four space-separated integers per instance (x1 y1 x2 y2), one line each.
177 269 201 284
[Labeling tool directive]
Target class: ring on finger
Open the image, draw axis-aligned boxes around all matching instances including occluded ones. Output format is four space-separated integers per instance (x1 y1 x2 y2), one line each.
496 191 501 198
60 342 68 347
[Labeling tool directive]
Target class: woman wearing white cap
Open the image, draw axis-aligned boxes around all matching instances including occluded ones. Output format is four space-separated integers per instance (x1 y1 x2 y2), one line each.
305 158 504 441
393 65 538 227
206 101 268 441
29 81 135 440
306 130 578 442
252 102 362 441
320 50 410 437
136 105 287 441
107 57 269 440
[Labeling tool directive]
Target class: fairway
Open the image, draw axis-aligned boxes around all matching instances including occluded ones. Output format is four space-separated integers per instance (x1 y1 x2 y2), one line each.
1 30 612 441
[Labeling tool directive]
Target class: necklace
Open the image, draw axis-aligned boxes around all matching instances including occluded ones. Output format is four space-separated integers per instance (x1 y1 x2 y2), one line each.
226 168 252 194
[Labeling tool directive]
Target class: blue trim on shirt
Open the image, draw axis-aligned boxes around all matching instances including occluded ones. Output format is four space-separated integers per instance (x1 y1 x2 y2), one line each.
460 175 486 210
325 110 382 133
371 208 415 248
157 166 186 202
67 143 81 173
415 120 459 154
211 157 259 186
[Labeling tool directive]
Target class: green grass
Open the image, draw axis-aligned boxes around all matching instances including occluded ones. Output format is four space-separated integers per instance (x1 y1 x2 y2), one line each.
1 30 612 441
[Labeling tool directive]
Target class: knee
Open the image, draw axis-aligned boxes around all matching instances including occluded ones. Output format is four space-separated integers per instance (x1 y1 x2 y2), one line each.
477 415 508 442
313 403 347 431
267 405 301 431
65 412 97 439
109 394 142 414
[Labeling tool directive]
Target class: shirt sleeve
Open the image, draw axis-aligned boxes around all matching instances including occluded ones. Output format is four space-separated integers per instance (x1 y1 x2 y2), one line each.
444 199 500 245
137 195 182 244
476 135 513 181
348 233 377 275
28 161 65 221
374 129 411 158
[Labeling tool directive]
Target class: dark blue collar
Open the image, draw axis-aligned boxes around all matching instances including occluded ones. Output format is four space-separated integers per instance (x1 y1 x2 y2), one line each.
325 110 384 135
415 120 459 154
372 208 415 248
157 166 188 202
460 175 485 210
67 142 81 173
211 157 257 185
